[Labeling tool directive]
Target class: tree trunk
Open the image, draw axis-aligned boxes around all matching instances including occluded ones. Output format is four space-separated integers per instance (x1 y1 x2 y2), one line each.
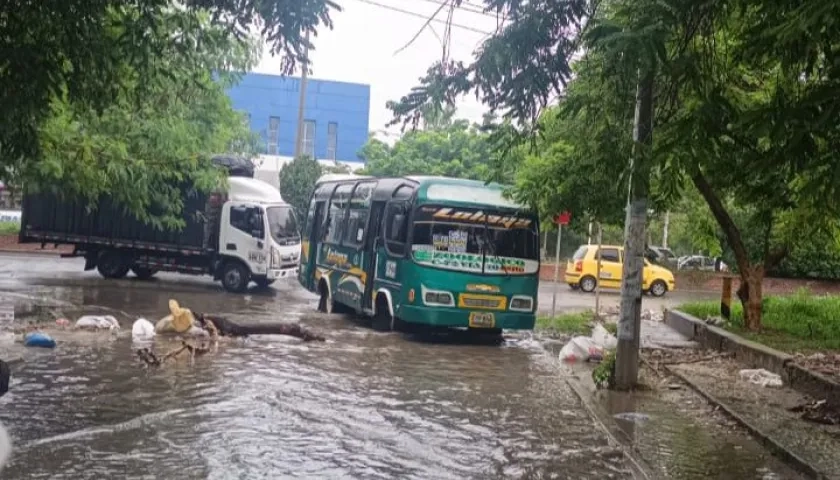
736 264 764 331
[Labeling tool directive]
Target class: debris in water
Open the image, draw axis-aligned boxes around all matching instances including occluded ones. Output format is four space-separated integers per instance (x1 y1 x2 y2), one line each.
738 369 782 388
788 399 840 426
55 318 70 327
75 315 120 330
131 318 156 341
23 332 56 348
613 412 650 423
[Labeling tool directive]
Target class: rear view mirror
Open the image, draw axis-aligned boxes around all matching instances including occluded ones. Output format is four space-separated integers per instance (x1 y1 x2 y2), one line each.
391 214 405 236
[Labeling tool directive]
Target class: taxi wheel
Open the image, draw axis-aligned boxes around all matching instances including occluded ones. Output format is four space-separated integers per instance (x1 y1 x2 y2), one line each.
580 275 597 293
649 280 668 297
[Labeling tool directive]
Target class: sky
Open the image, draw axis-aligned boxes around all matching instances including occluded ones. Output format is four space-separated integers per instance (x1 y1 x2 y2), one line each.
254 0 504 141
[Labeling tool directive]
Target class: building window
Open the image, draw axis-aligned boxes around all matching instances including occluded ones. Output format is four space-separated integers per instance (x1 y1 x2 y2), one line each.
268 116 280 155
327 122 338 160
303 120 316 158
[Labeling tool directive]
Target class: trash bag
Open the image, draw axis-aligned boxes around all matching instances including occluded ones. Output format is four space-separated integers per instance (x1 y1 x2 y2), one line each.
559 336 605 362
75 315 120 330
739 369 783 388
155 299 196 334
131 318 156 341
211 155 254 178
591 324 618 350
23 332 56 348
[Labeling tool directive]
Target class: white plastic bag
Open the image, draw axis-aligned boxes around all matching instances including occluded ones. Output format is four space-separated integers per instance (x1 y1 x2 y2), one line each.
739 369 783 388
591 324 618 349
559 336 604 362
75 315 120 330
131 318 156 341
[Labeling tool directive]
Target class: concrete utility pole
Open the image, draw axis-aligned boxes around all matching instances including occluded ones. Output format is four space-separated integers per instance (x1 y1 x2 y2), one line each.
662 210 670 248
615 69 654 390
294 30 311 159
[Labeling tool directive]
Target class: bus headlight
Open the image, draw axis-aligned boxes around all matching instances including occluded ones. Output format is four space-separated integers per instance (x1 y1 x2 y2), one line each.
510 296 534 312
421 285 454 307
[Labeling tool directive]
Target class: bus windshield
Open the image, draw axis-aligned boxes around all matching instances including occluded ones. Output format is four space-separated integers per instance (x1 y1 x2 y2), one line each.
266 206 300 245
410 205 539 275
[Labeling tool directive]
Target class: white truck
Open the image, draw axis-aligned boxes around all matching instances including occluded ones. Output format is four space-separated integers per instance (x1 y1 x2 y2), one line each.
19 158 301 292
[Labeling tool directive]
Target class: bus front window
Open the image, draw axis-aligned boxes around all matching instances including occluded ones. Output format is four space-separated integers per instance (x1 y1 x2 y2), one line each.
410 206 539 275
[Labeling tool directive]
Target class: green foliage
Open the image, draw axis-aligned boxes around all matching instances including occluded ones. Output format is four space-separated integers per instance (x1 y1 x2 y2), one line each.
0 223 20 235
358 122 493 180
279 156 323 223
1 0 337 168
22 12 260 230
535 311 593 336
592 349 616 389
679 291 840 352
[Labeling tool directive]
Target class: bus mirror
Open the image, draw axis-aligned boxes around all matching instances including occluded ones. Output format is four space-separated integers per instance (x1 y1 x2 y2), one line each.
391 214 405 236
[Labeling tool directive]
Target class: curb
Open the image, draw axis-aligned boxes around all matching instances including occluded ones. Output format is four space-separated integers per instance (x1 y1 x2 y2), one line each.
665 366 826 479
564 377 653 480
665 310 840 407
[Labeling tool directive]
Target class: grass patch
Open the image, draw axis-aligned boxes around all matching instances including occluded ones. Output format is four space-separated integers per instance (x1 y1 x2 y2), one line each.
678 289 840 352
536 311 594 336
0 222 20 235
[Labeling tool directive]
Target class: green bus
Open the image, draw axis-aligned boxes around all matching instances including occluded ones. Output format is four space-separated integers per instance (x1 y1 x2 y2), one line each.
298 175 540 332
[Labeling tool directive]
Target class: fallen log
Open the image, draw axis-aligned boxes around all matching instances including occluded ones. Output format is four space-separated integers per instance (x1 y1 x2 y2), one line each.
196 314 325 342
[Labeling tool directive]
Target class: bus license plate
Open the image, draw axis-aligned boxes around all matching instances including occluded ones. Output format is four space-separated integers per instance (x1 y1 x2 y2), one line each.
469 312 495 328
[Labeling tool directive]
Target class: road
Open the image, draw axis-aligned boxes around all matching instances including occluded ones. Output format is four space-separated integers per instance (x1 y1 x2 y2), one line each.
0 254 798 479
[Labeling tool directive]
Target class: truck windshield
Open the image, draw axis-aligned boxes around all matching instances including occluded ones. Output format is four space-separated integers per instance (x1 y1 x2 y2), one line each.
266 206 300 245
410 205 539 275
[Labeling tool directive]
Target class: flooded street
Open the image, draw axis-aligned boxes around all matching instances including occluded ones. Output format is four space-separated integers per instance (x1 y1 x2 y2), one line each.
0 254 805 479
0 254 632 479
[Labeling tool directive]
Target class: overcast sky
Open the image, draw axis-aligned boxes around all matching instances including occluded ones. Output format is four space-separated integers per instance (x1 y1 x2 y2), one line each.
254 0 503 139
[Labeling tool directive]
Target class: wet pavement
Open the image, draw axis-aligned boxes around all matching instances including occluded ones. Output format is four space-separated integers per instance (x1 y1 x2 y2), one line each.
0 254 806 478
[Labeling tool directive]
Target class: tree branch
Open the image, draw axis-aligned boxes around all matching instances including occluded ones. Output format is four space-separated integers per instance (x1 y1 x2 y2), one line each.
690 169 750 274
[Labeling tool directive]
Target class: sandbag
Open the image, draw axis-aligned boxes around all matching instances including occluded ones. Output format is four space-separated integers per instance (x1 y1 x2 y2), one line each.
75 315 120 330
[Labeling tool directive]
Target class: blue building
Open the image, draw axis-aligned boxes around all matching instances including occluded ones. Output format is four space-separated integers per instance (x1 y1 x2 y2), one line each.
226 73 371 163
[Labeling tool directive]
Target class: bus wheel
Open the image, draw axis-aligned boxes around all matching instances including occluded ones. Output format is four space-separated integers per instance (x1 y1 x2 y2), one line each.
317 282 333 314
222 261 250 293
372 296 396 332
97 250 129 279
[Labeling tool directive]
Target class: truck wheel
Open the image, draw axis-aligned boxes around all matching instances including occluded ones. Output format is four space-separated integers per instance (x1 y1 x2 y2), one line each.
222 262 250 293
131 267 157 280
97 251 129 279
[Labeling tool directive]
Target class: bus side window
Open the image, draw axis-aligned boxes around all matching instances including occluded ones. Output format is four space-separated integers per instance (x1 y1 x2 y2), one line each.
325 184 353 244
384 203 408 256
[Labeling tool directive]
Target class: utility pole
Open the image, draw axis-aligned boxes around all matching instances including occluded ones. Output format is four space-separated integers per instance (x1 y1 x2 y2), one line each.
615 69 654 390
294 30 311 159
594 222 603 318
662 210 670 248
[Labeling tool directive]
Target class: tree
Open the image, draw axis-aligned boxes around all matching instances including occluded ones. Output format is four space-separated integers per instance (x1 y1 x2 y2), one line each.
22 12 260 230
387 0 840 331
1 0 338 209
279 156 323 222
358 121 493 180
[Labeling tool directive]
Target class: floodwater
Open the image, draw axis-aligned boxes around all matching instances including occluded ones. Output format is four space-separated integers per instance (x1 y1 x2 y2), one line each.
0 254 805 479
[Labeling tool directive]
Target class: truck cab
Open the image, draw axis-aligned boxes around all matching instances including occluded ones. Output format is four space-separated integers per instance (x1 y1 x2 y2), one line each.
216 177 301 292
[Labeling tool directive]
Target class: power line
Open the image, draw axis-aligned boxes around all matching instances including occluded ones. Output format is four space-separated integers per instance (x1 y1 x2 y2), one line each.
402 0 500 18
348 0 492 35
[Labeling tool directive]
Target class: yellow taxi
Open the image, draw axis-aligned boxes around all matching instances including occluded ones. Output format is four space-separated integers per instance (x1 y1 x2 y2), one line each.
564 244 676 297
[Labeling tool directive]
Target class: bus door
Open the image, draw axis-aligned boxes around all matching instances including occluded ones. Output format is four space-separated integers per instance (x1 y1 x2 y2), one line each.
299 199 325 291
362 200 387 311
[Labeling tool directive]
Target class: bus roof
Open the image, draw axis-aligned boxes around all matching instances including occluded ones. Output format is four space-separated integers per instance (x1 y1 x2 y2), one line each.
315 174 526 210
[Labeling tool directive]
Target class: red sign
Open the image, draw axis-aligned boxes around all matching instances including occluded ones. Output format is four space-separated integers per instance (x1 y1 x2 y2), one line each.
554 211 572 225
